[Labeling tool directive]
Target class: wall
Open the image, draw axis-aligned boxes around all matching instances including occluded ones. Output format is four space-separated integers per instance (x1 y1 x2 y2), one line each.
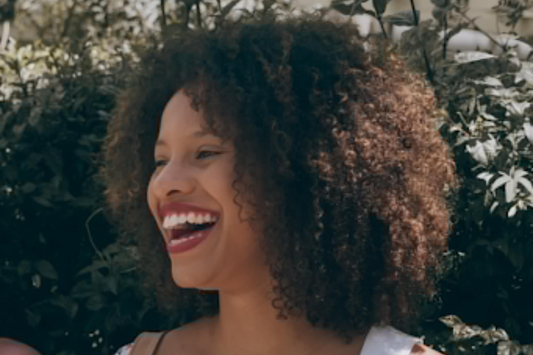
293 0 533 36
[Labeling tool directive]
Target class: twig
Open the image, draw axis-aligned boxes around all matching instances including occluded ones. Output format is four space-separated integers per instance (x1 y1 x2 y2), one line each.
60 0 80 39
196 0 202 28
348 0 364 18
1 21 9 51
85 208 107 263
442 15 448 60
410 0 419 25
409 0 434 84
376 16 388 39
371 0 388 39
183 5 191 30
160 0 167 32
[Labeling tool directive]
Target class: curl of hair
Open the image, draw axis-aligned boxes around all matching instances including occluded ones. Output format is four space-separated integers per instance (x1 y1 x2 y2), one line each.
101 14 457 340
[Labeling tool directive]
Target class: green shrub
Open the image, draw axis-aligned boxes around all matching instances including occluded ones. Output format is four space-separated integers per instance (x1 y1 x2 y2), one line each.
0 39 170 355
382 1 533 352
1 1 532 355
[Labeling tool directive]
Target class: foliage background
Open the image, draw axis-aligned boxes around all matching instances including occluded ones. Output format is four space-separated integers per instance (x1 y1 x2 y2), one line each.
0 0 532 354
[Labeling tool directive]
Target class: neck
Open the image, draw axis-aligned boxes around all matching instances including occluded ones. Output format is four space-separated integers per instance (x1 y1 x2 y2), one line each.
210 281 345 355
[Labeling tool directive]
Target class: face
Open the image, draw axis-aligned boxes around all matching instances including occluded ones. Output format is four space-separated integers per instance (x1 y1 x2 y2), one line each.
147 90 270 293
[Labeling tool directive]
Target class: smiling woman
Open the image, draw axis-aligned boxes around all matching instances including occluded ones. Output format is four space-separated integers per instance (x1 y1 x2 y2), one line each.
101 13 457 355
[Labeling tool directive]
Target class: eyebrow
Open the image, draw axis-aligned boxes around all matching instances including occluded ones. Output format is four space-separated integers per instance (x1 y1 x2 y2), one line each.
155 128 216 148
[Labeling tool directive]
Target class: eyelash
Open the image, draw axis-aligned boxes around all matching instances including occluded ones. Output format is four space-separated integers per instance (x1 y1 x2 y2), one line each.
154 150 221 168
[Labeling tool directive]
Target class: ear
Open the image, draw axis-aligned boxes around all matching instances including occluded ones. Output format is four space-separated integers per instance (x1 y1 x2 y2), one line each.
411 343 443 355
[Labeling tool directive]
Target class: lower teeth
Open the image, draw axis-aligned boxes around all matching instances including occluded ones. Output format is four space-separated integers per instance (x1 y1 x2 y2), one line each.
170 233 201 245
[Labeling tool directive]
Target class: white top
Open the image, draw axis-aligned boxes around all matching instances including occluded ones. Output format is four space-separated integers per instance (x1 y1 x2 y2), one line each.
360 326 423 355
114 325 423 355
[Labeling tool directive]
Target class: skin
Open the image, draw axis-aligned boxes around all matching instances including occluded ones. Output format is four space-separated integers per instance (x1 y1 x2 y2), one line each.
0 339 41 355
146 90 440 355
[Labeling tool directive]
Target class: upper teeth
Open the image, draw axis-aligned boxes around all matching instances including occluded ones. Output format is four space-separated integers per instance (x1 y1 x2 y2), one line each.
162 212 218 230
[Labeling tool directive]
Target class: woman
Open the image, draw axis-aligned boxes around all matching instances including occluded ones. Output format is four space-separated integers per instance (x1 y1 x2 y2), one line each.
103 14 456 355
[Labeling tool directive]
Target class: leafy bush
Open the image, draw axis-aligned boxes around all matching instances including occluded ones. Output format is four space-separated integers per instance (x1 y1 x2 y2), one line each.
0 38 171 355
426 50 533 354
374 1 533 353
1 0 533 355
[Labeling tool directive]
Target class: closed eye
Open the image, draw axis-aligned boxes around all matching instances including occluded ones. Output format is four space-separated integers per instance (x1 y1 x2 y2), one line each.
197 151 222 160
154 160 167 169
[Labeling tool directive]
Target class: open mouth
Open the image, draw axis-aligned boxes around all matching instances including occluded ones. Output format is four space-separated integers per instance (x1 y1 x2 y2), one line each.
169 221 217 241
159 203 221 253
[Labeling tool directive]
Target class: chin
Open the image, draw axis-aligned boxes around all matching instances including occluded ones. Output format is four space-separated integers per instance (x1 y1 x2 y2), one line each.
171 268 218 290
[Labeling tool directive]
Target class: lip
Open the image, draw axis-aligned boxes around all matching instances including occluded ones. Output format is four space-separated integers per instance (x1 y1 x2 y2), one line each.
166 228 214 254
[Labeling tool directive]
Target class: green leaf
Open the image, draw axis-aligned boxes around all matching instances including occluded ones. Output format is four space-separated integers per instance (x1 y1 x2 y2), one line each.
518 177 533 195
36 260 59 280
28 106 42 127
33 196 54 208
49 295 79 319
508 204 518 217
25 309 41 328
220 0 241 18
105 276 118 295
440 315 463 328
331 0 374 16
505 179 517 203
21 182 37 193
68 301 79 319
477 172 494 184
71 280 96 299
491 175 511 192
17 260 32 276
75 260 108 277
86 294 106 311
490 201 499 214
372 0 391 16
383 10 419 26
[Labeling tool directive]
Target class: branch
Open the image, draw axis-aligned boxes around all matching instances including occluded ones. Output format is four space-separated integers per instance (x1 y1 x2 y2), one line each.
183 4 191 30
160 0 167 32
196 0 202 28
348 0 364 18
442 15 448 60
409 0 434 84
85 208 107 263
410 0 419 25
60 0 80 39
376 16 388 38
1 21 9 51
371 0 388 39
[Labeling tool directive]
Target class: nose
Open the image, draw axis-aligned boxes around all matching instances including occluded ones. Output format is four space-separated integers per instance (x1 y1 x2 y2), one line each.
149 161 196 199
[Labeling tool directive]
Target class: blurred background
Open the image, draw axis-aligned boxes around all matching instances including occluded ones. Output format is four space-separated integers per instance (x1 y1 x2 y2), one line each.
0 0 532 354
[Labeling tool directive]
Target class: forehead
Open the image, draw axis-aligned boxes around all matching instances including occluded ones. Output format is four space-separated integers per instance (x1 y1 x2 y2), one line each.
159 91 205 136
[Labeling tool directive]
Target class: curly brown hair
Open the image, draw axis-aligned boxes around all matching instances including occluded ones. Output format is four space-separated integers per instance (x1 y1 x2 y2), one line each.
101 14 457 340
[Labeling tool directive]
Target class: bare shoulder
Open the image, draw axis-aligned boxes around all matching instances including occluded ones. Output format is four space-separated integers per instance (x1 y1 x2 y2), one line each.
0 338 42 355
156 318 215 355
411 343 444 355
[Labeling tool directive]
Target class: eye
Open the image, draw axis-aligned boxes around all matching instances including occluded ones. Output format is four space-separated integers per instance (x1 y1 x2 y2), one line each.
153 160 167 170
196 150 221 160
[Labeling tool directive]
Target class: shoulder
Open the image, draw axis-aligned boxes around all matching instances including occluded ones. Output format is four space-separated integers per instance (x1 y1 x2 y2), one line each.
0 338 42 355
411 343 443 355
114 343 134 355
116 318 214 355
362 326 442 355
